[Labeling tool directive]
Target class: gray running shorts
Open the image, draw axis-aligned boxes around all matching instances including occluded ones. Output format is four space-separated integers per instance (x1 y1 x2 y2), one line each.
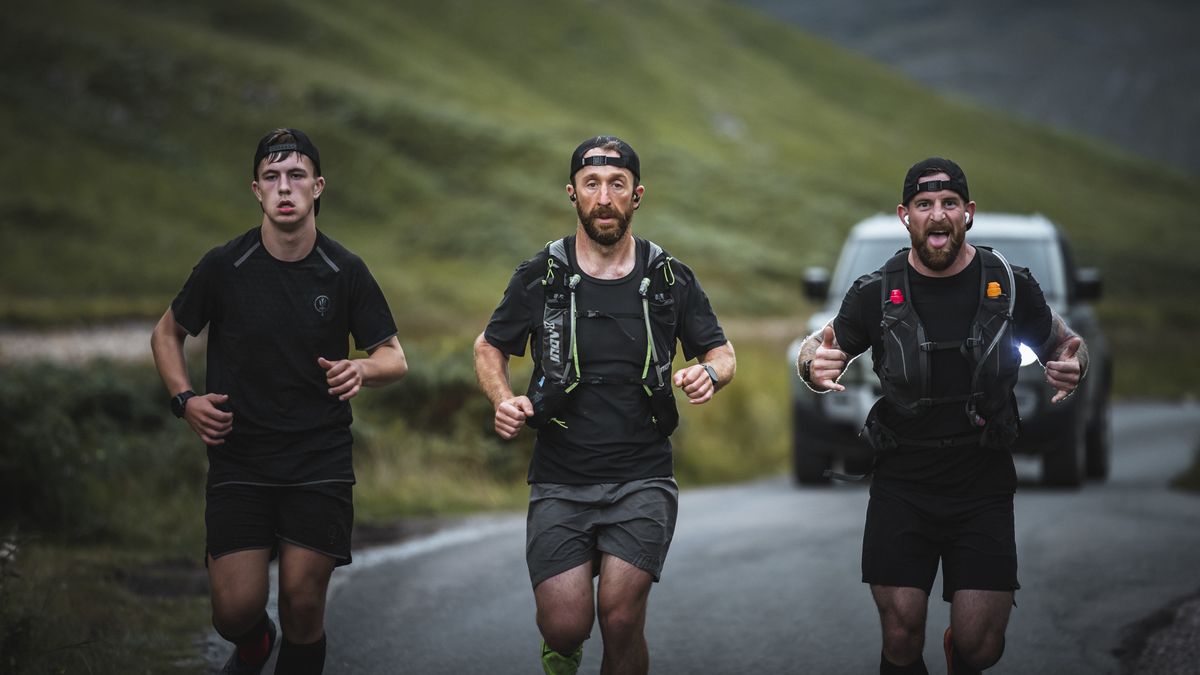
526 477 679 589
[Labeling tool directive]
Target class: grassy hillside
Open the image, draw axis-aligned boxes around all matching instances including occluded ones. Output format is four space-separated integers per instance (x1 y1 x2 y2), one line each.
2 0 1198 395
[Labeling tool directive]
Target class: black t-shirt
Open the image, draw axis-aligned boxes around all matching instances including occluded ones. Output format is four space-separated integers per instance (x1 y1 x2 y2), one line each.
833 250 1052 495
171 227 398 487
484 238 727 484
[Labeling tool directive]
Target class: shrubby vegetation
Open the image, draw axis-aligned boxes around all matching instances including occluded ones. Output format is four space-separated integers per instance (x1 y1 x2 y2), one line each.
0 360 208 673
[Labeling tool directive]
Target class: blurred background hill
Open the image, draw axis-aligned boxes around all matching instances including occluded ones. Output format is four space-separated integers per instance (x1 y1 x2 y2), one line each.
739 0 1200 174
2 0 1197 396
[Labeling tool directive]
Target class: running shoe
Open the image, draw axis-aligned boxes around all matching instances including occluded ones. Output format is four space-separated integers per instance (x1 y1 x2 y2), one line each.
221 616 277 675
541 640 582 675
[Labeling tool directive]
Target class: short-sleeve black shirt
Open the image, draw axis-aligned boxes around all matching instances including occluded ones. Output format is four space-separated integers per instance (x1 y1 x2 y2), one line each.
171 227 398 487
832 250 1052 495
484 237 727 484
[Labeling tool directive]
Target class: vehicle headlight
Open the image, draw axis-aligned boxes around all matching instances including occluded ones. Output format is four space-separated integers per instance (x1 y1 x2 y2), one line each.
1018 342 1038 367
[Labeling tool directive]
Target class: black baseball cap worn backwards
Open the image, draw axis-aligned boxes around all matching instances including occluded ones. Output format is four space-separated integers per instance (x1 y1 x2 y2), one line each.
253 128 323 215
902 157 969 206
569 135 640 184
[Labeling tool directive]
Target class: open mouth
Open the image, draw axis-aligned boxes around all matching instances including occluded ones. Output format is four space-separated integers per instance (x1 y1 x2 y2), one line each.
927 230 950 248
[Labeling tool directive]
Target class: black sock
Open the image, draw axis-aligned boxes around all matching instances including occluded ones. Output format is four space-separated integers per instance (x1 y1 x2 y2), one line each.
880 651 929 675
275 634 326 675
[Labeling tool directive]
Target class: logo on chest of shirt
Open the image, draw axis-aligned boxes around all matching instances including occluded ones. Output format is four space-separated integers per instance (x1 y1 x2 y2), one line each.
314 295 331 317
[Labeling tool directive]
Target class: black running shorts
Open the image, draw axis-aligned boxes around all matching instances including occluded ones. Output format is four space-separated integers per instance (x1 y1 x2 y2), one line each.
861 482 1019 602
526 477 679 588
205 482 354 567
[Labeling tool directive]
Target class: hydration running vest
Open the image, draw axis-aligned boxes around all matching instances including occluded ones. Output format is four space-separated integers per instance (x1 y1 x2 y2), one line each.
865 246 1022 451
525 236 682 435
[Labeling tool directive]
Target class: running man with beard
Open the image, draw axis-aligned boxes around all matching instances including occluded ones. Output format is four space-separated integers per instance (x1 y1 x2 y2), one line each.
473 135 735 675
794 158 1087 675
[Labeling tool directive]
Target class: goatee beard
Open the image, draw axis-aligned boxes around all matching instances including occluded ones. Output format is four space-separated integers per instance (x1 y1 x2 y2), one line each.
579 203 632 246
913 232 963 271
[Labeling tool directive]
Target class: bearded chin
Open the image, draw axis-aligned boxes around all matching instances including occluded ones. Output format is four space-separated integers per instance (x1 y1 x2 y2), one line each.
579 205 632 246
913 234 963 271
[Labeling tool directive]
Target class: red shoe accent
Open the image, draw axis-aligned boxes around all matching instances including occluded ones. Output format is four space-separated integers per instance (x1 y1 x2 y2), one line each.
238 629 271 666
943 627 954 675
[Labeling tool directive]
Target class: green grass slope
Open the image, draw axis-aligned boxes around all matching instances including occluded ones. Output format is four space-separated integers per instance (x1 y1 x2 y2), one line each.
2 0 1197 395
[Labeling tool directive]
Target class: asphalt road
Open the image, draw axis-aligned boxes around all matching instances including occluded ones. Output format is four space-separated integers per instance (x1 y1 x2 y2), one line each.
274 402 1200 674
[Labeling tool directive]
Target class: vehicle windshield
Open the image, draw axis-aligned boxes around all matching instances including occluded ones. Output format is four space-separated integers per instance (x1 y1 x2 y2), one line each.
831 237 1063 306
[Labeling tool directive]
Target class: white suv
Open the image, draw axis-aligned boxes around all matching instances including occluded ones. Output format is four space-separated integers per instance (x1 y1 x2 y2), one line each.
787 213 1112 486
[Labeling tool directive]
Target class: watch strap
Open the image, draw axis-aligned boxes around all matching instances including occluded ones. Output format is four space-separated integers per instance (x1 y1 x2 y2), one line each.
171 390 196 418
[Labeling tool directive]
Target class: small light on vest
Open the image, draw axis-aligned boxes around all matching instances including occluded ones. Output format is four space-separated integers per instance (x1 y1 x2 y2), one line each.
987 281 1002 298
1018 343 1038 367
889 289 904 304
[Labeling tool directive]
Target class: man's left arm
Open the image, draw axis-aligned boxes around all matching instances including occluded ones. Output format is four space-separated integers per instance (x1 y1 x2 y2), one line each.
673 341 736 405
319 336 408 401
1039 310 1088 404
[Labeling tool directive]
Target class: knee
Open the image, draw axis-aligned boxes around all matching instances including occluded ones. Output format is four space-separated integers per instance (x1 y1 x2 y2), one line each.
210 590 267 638
598 602 644 642
211 602 264 640
277 587 326 640
537 605 592 652
881 623 924 662
956 631 1006 670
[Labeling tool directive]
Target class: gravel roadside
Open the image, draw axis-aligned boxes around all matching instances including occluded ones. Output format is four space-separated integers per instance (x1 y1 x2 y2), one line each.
0 322 204 364
1117 587 1200 674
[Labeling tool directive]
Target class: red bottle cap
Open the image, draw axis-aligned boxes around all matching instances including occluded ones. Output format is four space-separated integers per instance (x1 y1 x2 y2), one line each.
890 289 904 304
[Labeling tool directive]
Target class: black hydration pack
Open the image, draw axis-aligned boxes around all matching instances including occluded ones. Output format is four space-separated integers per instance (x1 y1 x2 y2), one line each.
525 236 682 436
865 246 1022 451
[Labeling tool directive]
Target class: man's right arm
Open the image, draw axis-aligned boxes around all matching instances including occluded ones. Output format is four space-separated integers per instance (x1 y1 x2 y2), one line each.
150 307 233 445
473 332 533 440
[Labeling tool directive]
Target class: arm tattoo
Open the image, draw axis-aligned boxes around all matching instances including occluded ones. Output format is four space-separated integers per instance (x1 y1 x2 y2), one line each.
1046 311 1089 377
796 331 822 365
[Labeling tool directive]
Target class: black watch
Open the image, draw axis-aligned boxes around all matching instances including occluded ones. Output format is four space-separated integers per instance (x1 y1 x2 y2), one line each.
700 363 719 387
800 359 814 384
170 390 197 418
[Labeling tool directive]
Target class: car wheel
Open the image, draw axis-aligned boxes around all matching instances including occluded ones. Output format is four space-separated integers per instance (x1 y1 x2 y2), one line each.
1085 400 1112 481
1042 411 1086 487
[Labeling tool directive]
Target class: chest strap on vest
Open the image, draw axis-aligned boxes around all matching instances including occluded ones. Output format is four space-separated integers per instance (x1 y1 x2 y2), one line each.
915 394 971 406
892 433 983 448
921 338 969 348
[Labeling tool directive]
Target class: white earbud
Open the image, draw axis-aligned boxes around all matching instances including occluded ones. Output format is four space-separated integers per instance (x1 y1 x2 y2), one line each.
964 212 971 222
904 215 910 225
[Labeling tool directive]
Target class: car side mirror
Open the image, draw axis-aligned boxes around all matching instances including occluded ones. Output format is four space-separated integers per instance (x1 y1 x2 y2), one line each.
1075 268 1102 301
803 267 830 302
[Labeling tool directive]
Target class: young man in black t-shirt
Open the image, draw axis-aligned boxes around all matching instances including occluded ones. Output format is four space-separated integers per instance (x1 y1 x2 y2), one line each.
795 158 1088 675
474 136 735 675
150 128 407 675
